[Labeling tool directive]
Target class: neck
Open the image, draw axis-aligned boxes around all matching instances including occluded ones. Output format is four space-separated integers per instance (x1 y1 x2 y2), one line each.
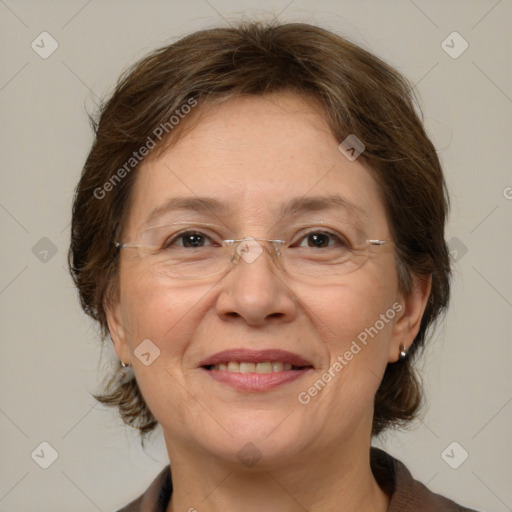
164 432 389 512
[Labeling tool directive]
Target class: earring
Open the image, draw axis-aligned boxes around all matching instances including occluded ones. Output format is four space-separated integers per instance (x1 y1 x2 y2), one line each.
117 361 134 384
399 344 408 360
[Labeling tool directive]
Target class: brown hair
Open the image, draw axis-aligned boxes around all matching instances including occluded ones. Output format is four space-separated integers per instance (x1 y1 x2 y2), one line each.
69 21 451 440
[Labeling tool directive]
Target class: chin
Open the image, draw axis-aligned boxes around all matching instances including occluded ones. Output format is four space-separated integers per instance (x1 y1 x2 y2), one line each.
205 412 310 468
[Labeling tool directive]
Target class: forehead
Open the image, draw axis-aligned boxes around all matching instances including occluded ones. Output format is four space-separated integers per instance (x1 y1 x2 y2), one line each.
126 92 390 234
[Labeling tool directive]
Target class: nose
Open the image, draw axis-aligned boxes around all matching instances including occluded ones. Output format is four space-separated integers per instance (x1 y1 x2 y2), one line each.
215 239 298 327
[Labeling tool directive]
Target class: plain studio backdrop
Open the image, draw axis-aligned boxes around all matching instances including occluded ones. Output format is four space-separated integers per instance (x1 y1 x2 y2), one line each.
0 1 511 511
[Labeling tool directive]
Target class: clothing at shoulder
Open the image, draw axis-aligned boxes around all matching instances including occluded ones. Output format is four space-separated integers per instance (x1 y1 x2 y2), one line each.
115 447 479 512
370 448 479 512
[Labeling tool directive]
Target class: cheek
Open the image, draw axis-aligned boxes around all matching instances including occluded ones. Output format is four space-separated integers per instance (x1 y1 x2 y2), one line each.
117 275 209 424
118 270 202 360
310 267 397 344
296 275 397 435
305 267 398 394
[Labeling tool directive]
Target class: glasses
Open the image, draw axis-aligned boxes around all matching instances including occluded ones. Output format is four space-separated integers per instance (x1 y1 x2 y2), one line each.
114 222 394 281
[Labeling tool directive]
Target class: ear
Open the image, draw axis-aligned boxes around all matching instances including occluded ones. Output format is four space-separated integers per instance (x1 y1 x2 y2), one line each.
104 297 132 365
388 274 432 363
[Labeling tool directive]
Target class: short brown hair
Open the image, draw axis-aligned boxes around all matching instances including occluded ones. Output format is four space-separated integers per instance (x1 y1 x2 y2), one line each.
69 21 451 439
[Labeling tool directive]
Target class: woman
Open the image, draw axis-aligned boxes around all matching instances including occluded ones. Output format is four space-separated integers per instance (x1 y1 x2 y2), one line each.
69 21 479 512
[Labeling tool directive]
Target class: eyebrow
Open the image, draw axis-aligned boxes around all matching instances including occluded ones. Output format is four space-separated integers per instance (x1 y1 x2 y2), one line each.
145 194 366 225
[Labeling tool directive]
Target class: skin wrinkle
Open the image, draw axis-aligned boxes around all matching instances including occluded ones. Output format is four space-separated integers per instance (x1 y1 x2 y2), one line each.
107 92 430 512
141 194 367 232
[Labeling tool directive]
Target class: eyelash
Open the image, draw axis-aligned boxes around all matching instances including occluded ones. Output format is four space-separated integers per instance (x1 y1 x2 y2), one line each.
163 228 350 249
295 229 350 248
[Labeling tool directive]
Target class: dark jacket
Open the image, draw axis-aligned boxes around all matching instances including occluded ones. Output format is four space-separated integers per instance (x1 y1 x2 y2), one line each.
116 447 479 511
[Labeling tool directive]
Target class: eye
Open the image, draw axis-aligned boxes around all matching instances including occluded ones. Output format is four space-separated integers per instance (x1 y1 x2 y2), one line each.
163 230 217 249
294 230 350 249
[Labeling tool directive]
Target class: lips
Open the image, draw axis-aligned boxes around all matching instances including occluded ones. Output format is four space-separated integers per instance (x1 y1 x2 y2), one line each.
199 349 315 391
198 349 314 369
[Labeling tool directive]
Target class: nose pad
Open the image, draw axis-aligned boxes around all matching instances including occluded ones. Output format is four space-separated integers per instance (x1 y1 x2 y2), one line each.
234 237 265 264
229 238 282 268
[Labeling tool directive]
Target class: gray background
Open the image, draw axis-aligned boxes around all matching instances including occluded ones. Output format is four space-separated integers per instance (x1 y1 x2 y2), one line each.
1 1 511 511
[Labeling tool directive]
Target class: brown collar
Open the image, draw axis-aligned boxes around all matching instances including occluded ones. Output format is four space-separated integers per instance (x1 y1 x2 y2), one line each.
117 447 477 512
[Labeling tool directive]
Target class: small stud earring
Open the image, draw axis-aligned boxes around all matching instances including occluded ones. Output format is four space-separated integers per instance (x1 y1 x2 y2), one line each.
117 361 134 384
399 344 408 360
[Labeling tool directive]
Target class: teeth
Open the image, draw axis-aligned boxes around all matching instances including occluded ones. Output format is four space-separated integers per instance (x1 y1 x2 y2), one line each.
256 362 273 373
272 362 283 372
227 361 239 372
240 362 256 373
210 361 299 372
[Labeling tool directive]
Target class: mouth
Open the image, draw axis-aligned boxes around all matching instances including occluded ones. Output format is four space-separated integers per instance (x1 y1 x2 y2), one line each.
199 348 314 370
203 361 310 372
199 349 314 392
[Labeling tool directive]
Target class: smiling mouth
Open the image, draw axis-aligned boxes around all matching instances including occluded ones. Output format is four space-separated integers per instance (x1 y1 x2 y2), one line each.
203 361 313 373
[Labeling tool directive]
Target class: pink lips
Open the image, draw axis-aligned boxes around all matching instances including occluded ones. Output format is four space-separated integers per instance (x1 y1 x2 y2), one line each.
199 349 314 392
204 368 312 391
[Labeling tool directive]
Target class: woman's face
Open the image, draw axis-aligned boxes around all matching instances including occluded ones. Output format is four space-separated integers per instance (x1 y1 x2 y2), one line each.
108 92 428 467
